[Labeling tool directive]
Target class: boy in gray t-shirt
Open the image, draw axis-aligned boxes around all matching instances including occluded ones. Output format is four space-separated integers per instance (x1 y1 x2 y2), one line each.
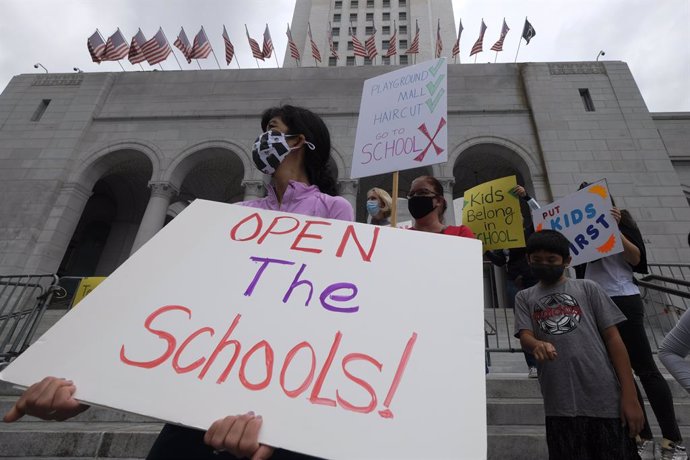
514 230 644 460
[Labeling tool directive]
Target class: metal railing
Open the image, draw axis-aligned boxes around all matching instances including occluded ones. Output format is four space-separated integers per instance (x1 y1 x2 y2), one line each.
0 274 60 368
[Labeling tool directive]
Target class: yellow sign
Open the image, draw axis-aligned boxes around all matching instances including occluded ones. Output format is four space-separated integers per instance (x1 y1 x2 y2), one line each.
462 175 526 250
71 277 106 307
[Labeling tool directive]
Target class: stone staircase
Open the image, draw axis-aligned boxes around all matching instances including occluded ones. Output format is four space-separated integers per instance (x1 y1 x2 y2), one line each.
0 311 688 459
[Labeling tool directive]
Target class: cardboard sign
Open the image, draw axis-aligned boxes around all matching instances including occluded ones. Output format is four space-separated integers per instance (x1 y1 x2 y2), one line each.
462 176 526 251
1 200 486 460
351 58 448 179
531 179 623 266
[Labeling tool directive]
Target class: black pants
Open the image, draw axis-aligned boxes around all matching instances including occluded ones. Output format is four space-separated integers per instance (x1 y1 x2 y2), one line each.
545 416 640 460
147 424 321 460
613 294 682 442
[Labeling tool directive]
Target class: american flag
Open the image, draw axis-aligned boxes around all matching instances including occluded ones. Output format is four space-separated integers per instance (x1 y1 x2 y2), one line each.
470 19 487 56
222 25 235 65
405 20 420 55
87 30 106 63
141 27 172 65
190 27 212 59
384 22 397 58
434 19 443 58
365 20 378 60
490 19 510 52
173 27 193 63
328 22 338 59
128 29 147 65
451 19 463 58
262 24 274 59
308 22 321 63
351 25 367 57
286 24 300 61
245 25 265 60
102 29 129 61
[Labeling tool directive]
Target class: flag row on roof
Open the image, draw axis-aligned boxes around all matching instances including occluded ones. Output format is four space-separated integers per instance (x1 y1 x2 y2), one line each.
87 19 536 70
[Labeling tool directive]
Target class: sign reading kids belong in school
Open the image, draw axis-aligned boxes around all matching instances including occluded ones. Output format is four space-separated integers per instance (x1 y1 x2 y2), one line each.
351 58 448 178
462 176 526 251
1 200 487 460
531 179 624 266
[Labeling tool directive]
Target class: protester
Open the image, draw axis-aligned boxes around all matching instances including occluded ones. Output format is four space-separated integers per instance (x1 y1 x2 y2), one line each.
3 105 352 460
576 182 684 459
366 187 393 226
484 185 541 378
514 229 644 460
408 175 474 238
660 310 690 394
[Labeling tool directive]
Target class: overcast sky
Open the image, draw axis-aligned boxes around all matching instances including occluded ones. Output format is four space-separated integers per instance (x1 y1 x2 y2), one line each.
1 0 688 112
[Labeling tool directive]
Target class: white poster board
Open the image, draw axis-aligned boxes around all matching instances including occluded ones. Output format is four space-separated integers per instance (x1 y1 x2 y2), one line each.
1 200 486 460
351 58 448 179
531 179 623 266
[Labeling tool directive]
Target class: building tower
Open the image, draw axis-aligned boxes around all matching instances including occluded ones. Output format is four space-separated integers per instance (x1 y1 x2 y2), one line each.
284 0 457 67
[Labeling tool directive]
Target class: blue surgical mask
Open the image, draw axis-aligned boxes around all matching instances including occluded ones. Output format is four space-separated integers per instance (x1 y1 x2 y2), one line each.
366 201 381 217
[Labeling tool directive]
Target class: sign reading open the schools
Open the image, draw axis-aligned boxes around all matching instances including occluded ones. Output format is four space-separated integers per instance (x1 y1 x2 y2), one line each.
531 179 623 266
462 176 526 251
350 58 448 179
0 200 486 460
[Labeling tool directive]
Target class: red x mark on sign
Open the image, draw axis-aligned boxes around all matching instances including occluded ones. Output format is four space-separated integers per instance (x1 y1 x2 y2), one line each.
413 117 447 162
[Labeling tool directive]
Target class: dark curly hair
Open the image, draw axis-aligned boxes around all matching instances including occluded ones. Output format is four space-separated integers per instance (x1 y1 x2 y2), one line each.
261 105 338 196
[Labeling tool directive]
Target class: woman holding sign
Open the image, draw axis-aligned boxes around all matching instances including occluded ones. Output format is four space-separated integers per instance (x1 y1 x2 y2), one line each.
576 182 684 459
407 175 474 238
3 105 352 460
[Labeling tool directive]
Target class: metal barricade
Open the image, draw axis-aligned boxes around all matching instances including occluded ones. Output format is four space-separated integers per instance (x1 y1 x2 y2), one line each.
0 274 60 369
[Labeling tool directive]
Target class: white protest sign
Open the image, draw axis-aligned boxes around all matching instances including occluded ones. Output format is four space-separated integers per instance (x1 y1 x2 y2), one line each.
531 179 623 266
1 200 486 460
351 58 448 179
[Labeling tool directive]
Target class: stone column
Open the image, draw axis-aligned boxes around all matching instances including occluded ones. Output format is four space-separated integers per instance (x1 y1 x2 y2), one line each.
438 177 456 225
338 179 358 214
242 180 265 201
130 182 178 255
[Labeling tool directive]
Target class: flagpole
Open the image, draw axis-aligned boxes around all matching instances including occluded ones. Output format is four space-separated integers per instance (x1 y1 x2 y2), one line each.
117 61 126 71
196 59 202 69
515 16 526 63
171 52 183 70
474 54 477 63
211 49 222 69
138 64 144 71
159 64 164 71
494 51 498 63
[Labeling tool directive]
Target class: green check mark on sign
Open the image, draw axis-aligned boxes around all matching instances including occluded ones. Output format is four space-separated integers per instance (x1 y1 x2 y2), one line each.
426 88 445 112
428 59 444 76
426 73 445 96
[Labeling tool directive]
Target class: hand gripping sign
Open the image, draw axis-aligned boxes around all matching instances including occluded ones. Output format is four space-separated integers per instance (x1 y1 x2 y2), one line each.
1 200 486 460
351 58 448 179
531 179 624 266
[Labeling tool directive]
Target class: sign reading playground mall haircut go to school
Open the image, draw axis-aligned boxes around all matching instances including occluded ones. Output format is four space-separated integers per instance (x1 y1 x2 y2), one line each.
462 176 526 251
1 200 486 460
531 179 624 266
350 58 448 179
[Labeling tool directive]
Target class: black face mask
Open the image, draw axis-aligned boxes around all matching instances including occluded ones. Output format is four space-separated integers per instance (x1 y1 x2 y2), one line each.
408 196 436 219
530 264 566 285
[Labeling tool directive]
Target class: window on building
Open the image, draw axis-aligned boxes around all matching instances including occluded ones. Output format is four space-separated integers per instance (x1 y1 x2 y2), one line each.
351 0 359 7
329 57 338 66
351 26 357 34
366 12 373 21
367 0 374 6
333 41 339 51
382 12 390 21
579 88 595 112
383 0 390 6
382 56 390 65
347 56 355 65
382 25 390 35
332 27 340 36
399 55 408 64
399 12 407 21
350 13 357 21
399 25 407 34
364 57 373 65
382 40 389 49
366 26 374 34
400 39 407 49
333 13 341 22
399 0 406 5
347 41 354 50
335 0 342 8
31 99 51 122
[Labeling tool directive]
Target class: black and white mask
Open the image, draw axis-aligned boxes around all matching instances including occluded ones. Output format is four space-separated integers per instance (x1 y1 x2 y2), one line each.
251 130 314 175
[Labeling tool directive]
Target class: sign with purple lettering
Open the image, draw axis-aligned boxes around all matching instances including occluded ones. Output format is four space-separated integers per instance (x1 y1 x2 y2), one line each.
350 58 448 179
531 179 623 266
1 200 486 460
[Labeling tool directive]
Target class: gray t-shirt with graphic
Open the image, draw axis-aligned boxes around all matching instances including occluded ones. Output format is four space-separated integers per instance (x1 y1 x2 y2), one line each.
514 278 627 418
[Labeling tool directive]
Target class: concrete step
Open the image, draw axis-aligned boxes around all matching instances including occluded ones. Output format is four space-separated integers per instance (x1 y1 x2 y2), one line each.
0 421 162 458
0 396 156 423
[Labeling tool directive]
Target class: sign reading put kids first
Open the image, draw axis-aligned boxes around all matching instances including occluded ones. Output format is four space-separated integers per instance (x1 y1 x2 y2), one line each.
351 58 448 178
531 179 624 266
0 200 486 460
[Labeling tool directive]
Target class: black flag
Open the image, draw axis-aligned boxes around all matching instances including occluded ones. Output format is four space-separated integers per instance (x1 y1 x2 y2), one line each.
522 19 536 44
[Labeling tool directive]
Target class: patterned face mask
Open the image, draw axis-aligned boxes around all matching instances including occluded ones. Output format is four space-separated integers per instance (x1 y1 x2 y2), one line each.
251 130 315 175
